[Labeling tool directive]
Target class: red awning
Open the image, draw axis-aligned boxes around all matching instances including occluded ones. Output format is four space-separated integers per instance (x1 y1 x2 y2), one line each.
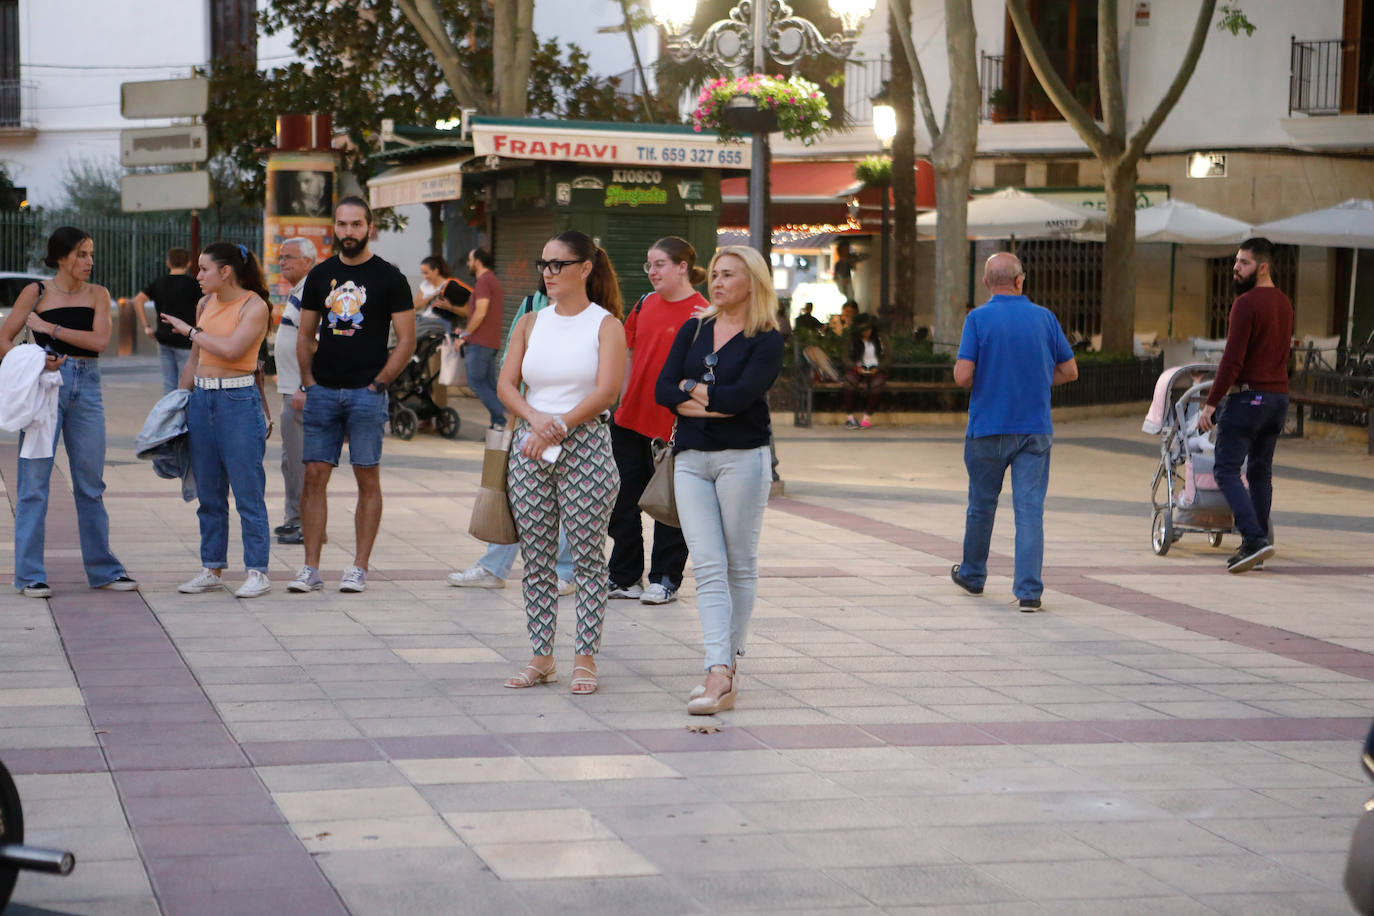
719 159 935 230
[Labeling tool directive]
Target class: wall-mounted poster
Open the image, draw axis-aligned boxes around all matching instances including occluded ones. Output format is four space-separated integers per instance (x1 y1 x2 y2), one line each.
264 151 337 303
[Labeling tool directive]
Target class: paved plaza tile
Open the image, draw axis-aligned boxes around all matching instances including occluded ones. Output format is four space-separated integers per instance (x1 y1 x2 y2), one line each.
1 365 1372 914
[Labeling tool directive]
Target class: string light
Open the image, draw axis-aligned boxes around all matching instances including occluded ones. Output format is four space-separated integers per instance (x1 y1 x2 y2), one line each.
718 217 863 245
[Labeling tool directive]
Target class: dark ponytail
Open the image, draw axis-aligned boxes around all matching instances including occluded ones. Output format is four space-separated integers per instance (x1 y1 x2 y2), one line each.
651 236 706 286
203 241 270 303
552 230 623 319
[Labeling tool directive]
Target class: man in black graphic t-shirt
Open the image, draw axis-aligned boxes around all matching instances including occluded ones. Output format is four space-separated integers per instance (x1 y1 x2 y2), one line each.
290 197 415 595
130 247 202 393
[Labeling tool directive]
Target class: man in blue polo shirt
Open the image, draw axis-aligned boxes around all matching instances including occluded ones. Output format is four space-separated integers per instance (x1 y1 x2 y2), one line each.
951 253 1078 611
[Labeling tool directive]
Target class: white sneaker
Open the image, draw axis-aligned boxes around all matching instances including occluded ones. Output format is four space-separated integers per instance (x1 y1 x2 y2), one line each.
447 565 506 589
286 566 323 593
640 582 677 605
339 565 367 593
234 570 272 599
179 568 225 594
20 583 52 598
558 579 575 597
607 580 643 599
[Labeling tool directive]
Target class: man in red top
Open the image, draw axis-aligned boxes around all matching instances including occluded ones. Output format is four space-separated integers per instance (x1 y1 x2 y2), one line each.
607 238 708 605
461 248 505 429
1197 237 1293 574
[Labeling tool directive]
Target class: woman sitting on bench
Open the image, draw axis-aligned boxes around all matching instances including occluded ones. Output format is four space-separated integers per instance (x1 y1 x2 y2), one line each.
842 315 891 429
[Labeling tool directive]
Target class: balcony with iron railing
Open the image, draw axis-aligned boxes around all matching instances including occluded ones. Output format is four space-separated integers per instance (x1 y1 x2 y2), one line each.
0 79 36 131
1289 37 1373 116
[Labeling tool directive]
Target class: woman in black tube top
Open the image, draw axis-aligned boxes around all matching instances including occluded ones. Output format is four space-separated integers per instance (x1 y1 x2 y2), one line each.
0 226 136 598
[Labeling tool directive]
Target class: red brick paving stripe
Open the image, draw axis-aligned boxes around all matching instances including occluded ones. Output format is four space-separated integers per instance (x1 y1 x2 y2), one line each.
0 443 349 916
13 714 1370 776
771 496 972 559
1051 571 1374 681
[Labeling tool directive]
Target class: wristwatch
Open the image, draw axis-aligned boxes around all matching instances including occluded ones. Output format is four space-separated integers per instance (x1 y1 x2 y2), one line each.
368 379 386 393
682 379 698 393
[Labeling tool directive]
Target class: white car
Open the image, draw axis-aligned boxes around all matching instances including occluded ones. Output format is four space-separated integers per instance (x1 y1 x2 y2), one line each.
0 271 52 317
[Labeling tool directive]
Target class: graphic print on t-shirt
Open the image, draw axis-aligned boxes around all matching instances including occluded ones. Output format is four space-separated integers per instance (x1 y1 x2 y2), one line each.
325 279 366 335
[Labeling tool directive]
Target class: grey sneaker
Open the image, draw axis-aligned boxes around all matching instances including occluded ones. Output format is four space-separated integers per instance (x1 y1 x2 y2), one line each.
339 565 367 593
99 575 139 591
179 568 225 594
234 570 272 599
447 565 506 589
608 580 643 599
20 583 52 598
558 579 575 597
287 565 324 593
640 582 677 605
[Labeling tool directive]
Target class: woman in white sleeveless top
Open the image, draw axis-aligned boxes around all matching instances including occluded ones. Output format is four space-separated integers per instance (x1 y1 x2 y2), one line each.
498 231 627 695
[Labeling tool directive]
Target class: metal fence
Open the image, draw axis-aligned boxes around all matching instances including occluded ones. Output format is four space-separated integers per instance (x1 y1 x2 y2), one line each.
1290 38 1371 116
980 52 1005 120
0 210 260 299
841 57 890 126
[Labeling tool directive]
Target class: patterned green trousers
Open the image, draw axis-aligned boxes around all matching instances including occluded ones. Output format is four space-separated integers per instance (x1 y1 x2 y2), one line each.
508 419 619 655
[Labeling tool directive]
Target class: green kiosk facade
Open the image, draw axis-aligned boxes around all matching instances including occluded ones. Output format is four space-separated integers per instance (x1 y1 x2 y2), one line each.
463 117 747 335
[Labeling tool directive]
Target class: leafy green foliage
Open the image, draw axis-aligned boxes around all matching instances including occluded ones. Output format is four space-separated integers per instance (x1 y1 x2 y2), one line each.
854 155 892 189
207 0 666 210
1217 4 1257 37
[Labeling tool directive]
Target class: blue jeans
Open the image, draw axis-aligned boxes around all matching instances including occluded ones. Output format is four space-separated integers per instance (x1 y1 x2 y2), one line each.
960 433 1053 601
674 447 771 670
480 530 573 582
302 384 387 467
158 344 191 394
1213 391 1287 542
188 385 270 572
14 359 126 589
464 343 505 428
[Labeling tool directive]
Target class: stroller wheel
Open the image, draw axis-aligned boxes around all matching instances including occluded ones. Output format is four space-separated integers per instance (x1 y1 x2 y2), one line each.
1208 532 1224 548
0 759 25 905
392 407 418 441
437 407 461 439
1151 509 1173 556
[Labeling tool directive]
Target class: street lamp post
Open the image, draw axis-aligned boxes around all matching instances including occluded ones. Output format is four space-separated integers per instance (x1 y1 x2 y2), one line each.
872 99 896 319
652 0 877 253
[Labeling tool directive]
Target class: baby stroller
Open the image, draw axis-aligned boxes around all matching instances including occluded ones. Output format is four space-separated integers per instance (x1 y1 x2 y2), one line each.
387 317 461 440
1143 363 1237 555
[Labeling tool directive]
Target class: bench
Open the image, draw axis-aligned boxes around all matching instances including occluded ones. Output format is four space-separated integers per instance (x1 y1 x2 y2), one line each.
1290 376 1373 455
793 349 963 427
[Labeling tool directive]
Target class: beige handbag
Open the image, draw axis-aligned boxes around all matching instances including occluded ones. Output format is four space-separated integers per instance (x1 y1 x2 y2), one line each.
638 425 679 528
468 426 519 544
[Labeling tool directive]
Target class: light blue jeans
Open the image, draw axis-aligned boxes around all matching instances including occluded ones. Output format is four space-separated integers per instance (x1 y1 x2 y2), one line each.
158 344 191 394
188 384 270 572
14 359 126 589
464 343 505 428
479 529 574 582
674 446 771 671
960 433 1053 601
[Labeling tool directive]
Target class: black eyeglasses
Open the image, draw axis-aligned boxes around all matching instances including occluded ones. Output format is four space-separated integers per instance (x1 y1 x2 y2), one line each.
703 352 718 384
534 258 586 276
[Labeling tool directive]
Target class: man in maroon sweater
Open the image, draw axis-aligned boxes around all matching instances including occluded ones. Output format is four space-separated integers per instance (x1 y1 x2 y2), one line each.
1197 237 1293 573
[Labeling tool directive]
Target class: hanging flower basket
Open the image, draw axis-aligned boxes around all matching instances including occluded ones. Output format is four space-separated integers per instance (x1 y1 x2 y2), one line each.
692 74 832 144
854 155 892 189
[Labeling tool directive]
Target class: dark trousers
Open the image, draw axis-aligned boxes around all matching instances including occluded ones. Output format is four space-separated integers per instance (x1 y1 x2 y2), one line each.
842 369 887 413
1213 391 1288 543
607 422 689 590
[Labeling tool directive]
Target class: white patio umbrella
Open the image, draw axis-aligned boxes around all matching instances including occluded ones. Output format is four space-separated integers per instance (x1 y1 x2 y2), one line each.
1085 200 1253 336
1134 199 1253 244
1254 199 1374 346
916 187 1106 240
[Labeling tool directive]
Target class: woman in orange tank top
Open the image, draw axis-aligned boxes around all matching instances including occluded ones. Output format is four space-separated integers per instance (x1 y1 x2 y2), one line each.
160 242 274 599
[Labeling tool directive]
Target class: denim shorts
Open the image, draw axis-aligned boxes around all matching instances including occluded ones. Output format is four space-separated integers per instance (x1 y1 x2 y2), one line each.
302 384 387 467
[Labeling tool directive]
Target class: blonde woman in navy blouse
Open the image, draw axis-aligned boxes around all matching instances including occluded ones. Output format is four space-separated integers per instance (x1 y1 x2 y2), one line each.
655 246 783 715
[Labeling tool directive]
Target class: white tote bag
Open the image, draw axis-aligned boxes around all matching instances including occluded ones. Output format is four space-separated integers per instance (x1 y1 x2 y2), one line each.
439 337 467 387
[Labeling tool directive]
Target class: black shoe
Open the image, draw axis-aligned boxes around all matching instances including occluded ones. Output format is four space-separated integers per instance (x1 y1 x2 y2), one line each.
1227 539 1275 574
274 523 299 537
950 565 983 595
1019 598 1042 612
277 529 304 545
